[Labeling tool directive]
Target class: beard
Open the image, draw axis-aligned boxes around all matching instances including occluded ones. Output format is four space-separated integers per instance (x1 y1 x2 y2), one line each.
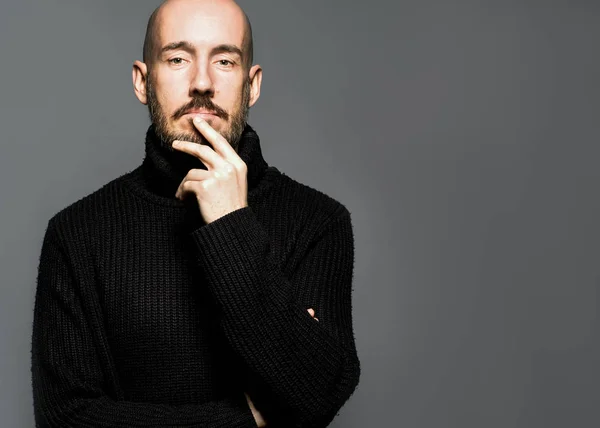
146 75 250 151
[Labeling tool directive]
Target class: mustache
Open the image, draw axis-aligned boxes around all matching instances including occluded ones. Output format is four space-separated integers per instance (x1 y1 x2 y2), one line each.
172 96 229 121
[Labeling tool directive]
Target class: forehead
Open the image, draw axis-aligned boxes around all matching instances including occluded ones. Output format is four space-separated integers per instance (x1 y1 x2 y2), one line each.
155 0 246 50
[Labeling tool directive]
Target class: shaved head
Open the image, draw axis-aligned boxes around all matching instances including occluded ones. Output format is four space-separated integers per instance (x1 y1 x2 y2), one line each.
142 0 253 70
132 0 263 150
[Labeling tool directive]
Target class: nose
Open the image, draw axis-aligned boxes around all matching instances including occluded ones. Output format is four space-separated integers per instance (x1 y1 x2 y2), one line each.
190 59 214 96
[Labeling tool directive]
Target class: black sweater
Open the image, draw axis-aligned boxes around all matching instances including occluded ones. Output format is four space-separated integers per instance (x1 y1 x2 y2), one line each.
31 124 360 427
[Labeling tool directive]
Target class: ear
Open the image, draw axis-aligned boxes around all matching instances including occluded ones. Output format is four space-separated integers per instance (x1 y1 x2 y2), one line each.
248 64 262 108
132 60 149 105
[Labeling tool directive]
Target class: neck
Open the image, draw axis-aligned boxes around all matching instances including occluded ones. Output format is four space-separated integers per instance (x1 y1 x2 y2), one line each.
141 123 268 200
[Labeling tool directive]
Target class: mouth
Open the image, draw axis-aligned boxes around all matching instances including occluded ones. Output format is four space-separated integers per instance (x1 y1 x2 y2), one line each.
184 110 220 119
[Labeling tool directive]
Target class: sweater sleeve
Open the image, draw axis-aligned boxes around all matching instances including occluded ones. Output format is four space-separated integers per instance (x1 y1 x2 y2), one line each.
190 206 361 427
31 221 258 428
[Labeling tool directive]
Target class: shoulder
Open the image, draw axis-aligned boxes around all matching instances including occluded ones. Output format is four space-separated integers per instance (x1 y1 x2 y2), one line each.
261 167 352 232
45 169 138 239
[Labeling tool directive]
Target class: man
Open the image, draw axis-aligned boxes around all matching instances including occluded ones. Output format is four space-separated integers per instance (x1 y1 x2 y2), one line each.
31 0 360 426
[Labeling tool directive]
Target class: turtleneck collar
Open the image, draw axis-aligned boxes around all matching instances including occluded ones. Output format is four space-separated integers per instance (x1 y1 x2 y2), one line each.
141 123 268 201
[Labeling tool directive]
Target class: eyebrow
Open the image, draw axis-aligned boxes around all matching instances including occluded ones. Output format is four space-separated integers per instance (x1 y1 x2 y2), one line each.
160 41 243 59
211 44 243 59
160 40 195 55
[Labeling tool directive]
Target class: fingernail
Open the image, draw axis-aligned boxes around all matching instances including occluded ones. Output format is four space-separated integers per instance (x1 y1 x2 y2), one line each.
194 116 203 123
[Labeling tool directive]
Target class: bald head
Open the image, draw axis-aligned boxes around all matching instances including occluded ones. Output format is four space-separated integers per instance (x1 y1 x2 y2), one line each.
142 0 253 70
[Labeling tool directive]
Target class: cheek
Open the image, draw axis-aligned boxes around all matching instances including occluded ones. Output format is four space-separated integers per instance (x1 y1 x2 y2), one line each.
156 74 190 113
218 79 245 109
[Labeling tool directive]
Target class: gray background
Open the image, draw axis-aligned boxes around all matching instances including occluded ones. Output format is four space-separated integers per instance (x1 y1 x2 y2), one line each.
0 0 598 427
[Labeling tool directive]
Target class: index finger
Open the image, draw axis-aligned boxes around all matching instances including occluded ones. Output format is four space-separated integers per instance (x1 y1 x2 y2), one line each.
193 116 240 161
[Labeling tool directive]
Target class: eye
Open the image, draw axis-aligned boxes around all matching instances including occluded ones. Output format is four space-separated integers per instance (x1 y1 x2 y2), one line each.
217 59 234 67
168 57 184 65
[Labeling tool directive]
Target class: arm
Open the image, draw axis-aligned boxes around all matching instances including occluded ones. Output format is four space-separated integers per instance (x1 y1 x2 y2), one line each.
191 207 361 427
31 221 258 428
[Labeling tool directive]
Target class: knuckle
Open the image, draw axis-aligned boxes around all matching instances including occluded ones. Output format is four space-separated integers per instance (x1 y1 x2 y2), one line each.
196 145 207 156
224 162 234 174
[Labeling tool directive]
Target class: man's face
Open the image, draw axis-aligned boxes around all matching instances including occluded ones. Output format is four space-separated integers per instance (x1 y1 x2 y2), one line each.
140 0 257 150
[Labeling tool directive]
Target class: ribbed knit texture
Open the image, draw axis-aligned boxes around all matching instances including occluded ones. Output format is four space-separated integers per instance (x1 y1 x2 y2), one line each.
31 124 360 427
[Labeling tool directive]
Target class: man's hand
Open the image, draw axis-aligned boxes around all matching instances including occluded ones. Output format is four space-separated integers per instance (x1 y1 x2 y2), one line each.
173 116 248 224
307 308 319 322
245 393 266 427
